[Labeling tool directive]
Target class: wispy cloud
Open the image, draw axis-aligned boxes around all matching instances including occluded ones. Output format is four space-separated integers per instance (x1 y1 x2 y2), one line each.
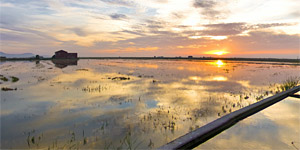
0 0 299 58
100 0 135 7
93 46 158 53
193 0 228 19
109 13 128 20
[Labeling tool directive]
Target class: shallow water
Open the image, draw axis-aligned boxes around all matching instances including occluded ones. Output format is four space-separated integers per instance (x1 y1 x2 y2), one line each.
197 96 300 149
0 59 299 149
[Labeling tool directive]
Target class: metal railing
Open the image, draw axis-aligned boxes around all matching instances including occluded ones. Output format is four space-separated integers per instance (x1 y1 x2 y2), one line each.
158 86 300 150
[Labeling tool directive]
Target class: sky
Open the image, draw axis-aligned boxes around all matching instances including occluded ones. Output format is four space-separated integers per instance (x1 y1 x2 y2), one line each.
0 0 300 58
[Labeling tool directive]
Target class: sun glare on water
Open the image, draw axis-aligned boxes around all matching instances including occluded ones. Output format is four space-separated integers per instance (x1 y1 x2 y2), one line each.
216 60 224 67
208 60 225 67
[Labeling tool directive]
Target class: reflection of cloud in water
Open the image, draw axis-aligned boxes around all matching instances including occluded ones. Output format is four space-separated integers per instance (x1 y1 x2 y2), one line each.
2 69 232 148
211 76 227 81
146 100 158 108
1 59 299 149
198 98 300 149
189 76 228 82
237 80 251 88
99 61 158 69
202 81 245 92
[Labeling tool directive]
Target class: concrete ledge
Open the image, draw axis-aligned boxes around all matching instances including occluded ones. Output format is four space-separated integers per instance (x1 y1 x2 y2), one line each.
158 86 300 150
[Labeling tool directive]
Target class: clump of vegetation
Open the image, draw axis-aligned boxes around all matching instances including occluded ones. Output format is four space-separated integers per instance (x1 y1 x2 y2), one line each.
279 77 300 91
103 131 143 150
291 141 298 150
0 75 8 82
26 130 43 148
0 75 19 82
11 76 19 82
1 87 17 91
76 69 89 71
83 137 87 145
118 132 142 150
111 77 130 80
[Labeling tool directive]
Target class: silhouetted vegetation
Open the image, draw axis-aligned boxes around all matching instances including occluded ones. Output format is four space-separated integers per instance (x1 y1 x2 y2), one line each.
111 77 130 80
1 87 17 91
0 75 8 81
0 75 19 82
279 77 300 91
11 76 19 82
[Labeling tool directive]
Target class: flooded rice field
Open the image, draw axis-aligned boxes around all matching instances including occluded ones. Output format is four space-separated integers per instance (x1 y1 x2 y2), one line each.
0 59 299 149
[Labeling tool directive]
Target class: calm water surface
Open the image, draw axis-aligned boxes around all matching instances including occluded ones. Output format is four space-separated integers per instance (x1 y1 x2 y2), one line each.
0 59 299 149
197 97 300 149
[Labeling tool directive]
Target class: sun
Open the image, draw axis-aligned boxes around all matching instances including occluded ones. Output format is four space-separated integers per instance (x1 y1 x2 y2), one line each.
214 51 228 55
204 50 229 56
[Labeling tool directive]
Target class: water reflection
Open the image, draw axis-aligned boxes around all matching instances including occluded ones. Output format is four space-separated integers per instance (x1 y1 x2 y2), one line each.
189 76 228 82
211 76 227 81
51 59 78 68
0 59 299 149
209 60 225 68
216 60 224 67
197 97 300 149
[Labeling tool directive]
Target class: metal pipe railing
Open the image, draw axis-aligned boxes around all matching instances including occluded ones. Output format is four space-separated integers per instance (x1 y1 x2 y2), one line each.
158 86 300 150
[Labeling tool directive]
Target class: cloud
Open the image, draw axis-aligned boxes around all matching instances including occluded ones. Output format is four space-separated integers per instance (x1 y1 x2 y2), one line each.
100 0 135 7
85 26 299 57
193 0 226 19
250 23 297 29
68 27 88 36
152 0 169 3
93 46 159 53
193 0 216 8
201 23 247 36
1 0 299 58
183 22 298 37
109 13 128 20
0 6 27 26
119 30 145 36
231 31 300 51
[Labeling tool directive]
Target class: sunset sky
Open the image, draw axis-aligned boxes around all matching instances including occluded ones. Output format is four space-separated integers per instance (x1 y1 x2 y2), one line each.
1 0 299 58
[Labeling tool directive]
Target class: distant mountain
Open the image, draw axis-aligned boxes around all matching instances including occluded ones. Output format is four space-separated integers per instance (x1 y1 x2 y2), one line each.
0 52 35 58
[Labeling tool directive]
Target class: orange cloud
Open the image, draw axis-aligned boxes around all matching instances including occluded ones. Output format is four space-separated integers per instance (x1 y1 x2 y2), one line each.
92 47 159 53
239 50 297 55
177 45 207 49
204 50 230 56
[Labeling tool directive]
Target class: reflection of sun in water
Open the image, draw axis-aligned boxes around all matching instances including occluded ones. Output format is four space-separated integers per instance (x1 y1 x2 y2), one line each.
212 76 227 81
216 60 224 67
207 60 225 67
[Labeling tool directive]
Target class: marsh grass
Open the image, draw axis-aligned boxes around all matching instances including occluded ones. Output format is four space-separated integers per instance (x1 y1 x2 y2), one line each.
0 76 8 82
279 77 300 91
291 141 299 150
26 131 43 149
253 77 300 102
103 132 143 150
1 87 16 91
11 76 19 82
0 75 19 82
